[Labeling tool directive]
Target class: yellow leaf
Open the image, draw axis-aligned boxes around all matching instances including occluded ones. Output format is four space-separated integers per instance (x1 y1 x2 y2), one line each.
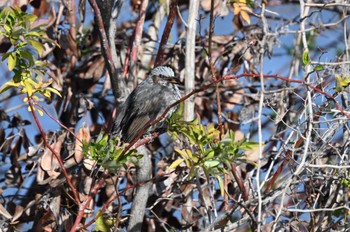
46 87 62 97
28 39 44 57
26 78 39 88
27 105 43 116
8 53 16 71
175 148 189 159
185 149 193 159
233 4 241 15
240 11 251 24
36 108 44 116
43 90 51 99
4 81 21 87
23 79 34 97
240 6 252 13
335 74 350 91
215 174 225 196
169 158 185 170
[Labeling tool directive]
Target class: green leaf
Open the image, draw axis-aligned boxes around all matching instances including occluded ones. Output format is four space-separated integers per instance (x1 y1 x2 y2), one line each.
239 141 261 150
1 52 11 62
19 50 34 66
169 158 185 170
215 174 225 196
27 39 44 56
314 64 324 71
95 212 111 232
204 160 220 168
205 150 215 159
7 52 16 70
23 14 37 23
25 31 41 38
188 166 199 179
3 24 11 33
35 60 47 67
335 74 350 92
302 50 311 65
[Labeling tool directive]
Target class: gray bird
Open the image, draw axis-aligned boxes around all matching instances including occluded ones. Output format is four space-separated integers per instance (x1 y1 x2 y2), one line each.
111 66 181 143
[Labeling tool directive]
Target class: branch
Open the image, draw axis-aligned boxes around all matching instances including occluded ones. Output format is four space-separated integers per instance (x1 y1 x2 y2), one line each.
127 0 149 86
154 0 178 66
89 0 127 101
71 171 110 231
27 97 80 205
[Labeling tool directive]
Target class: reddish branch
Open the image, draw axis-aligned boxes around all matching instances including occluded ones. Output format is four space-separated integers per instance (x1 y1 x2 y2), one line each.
125 0 148 84
88 0 114 71
27 97 80 205
35 103 82 144
230 163 249 201
70 171 110 232
88 0 122 99
154 0 178 66
207 0 224 138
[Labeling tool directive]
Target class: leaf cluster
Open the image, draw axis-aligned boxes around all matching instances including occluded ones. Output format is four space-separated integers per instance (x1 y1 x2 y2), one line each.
82 133 139 171
0 7 60 115
167 113 260 195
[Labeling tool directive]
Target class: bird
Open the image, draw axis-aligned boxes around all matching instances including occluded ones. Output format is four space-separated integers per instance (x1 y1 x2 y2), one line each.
111 66 182 143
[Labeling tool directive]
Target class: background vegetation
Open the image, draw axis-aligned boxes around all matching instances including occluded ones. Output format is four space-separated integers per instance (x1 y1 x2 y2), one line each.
0 0 349 231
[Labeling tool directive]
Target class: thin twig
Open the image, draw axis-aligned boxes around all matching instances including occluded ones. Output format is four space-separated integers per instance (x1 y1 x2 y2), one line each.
27 97 80 205
154 0 178 66
71 171 110 231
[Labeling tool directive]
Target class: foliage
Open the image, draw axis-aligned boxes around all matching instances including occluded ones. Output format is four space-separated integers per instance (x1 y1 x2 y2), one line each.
0 7 60 115
0 1 349 231
335 74 350 92
231 0 253 24
168 113 260 195
82 132 139 170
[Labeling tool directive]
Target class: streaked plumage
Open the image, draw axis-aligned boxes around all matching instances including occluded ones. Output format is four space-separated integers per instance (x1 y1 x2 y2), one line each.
111 66 181 143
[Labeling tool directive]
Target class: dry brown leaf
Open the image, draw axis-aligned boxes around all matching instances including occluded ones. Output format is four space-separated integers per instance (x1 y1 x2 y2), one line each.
40 133 66 178
11 205 24 224
81 56 106 82
0 203 12 220
31 0 51 18
36 162 46 183
232 14 244 31
201 0 229 17
105 175 119 197
180 183 196 197
244 147 260 164
5 166 23 185
83 158 98 171
211 35 235 44
74 126 90 165
34 208 57 232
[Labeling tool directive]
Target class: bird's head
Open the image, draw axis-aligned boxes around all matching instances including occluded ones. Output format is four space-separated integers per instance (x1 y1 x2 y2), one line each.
150 66 181 86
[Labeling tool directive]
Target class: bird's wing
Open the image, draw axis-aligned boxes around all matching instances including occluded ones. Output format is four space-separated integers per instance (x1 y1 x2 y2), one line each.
120 83 164 142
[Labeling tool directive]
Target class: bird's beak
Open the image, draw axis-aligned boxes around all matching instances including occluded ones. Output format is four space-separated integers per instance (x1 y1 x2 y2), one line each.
169 78 182 85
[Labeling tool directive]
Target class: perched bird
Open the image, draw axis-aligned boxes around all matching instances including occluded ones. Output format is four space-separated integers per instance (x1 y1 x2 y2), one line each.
111 66 181 143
